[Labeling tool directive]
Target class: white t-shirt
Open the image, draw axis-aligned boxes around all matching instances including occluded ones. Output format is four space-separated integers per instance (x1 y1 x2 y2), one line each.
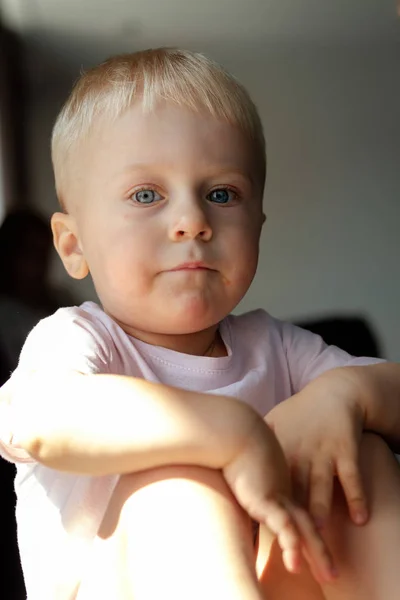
0 302 383 599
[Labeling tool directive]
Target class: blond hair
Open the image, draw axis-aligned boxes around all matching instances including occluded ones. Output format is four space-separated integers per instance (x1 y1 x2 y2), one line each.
51 48 266 206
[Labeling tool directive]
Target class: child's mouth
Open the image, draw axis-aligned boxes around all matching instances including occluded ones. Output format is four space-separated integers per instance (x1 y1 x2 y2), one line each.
170 261 210 271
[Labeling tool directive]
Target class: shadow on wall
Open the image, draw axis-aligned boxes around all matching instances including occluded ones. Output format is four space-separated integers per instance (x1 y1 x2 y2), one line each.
0 208 77 600
296 315 382 359
0 208 76 381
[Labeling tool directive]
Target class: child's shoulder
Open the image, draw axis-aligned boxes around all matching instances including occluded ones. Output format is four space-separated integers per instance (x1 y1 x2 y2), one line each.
30 301 108 337
19 301 114 369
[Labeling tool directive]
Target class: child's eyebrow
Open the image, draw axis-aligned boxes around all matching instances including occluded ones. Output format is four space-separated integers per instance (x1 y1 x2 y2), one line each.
117 163 161 176
116 164 254 185
113 163 164 188
198 167 251 179
207 169 255 186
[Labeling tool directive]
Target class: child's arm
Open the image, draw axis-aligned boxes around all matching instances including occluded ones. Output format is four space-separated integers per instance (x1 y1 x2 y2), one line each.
6 369 336 581
14 370 259 475
340 362 400 451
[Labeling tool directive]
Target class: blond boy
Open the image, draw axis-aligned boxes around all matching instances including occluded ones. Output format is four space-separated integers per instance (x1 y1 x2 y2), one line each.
1 48 400 600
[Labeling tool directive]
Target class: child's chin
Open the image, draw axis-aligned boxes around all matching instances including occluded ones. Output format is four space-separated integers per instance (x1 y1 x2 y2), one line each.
158 309 221 335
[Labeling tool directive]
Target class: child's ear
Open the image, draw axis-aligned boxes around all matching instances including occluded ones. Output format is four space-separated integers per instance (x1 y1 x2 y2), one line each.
262 213 267 225
51 212 89 280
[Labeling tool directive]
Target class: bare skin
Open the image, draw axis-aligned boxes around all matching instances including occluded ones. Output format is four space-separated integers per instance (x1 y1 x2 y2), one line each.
77 433 400 600
259 433 400 600
78 465 262 600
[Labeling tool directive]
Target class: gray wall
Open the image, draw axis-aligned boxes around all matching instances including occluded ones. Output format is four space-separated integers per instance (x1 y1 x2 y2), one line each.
25 44 400 360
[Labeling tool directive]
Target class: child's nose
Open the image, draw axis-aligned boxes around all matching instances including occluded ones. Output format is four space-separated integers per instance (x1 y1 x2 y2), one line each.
169 201 213 242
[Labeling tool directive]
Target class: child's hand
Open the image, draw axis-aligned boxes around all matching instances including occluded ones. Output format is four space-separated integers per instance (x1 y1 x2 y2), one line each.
265 371 367 530
222 417 337 582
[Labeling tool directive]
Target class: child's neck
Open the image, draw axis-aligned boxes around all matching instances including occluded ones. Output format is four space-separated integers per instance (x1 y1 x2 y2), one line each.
109 316 227 357
137 329 226 357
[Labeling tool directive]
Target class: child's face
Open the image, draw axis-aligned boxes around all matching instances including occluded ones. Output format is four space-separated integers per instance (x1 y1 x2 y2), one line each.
55 101 265 338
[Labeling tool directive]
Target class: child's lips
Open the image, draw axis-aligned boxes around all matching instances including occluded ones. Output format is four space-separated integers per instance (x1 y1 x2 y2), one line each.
169 261 212 271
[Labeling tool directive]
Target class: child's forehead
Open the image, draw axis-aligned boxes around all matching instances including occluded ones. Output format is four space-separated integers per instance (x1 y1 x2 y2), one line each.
84 102 253 168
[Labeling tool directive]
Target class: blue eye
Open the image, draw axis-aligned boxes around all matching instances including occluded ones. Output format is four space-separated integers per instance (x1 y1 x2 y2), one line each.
133 189 163 204
208 188 236 204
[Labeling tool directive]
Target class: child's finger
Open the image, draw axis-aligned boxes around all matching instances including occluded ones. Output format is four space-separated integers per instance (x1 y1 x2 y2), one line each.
282 548 302 574
258 498 303 573
256 496 333 581
302 546 325 584
309 459 334 528
253 495 336 582
284 499 337 583
336 457 368 525
259 497 301 550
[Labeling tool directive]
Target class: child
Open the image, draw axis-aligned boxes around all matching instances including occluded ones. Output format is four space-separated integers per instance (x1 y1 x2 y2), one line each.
1 47 400 600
